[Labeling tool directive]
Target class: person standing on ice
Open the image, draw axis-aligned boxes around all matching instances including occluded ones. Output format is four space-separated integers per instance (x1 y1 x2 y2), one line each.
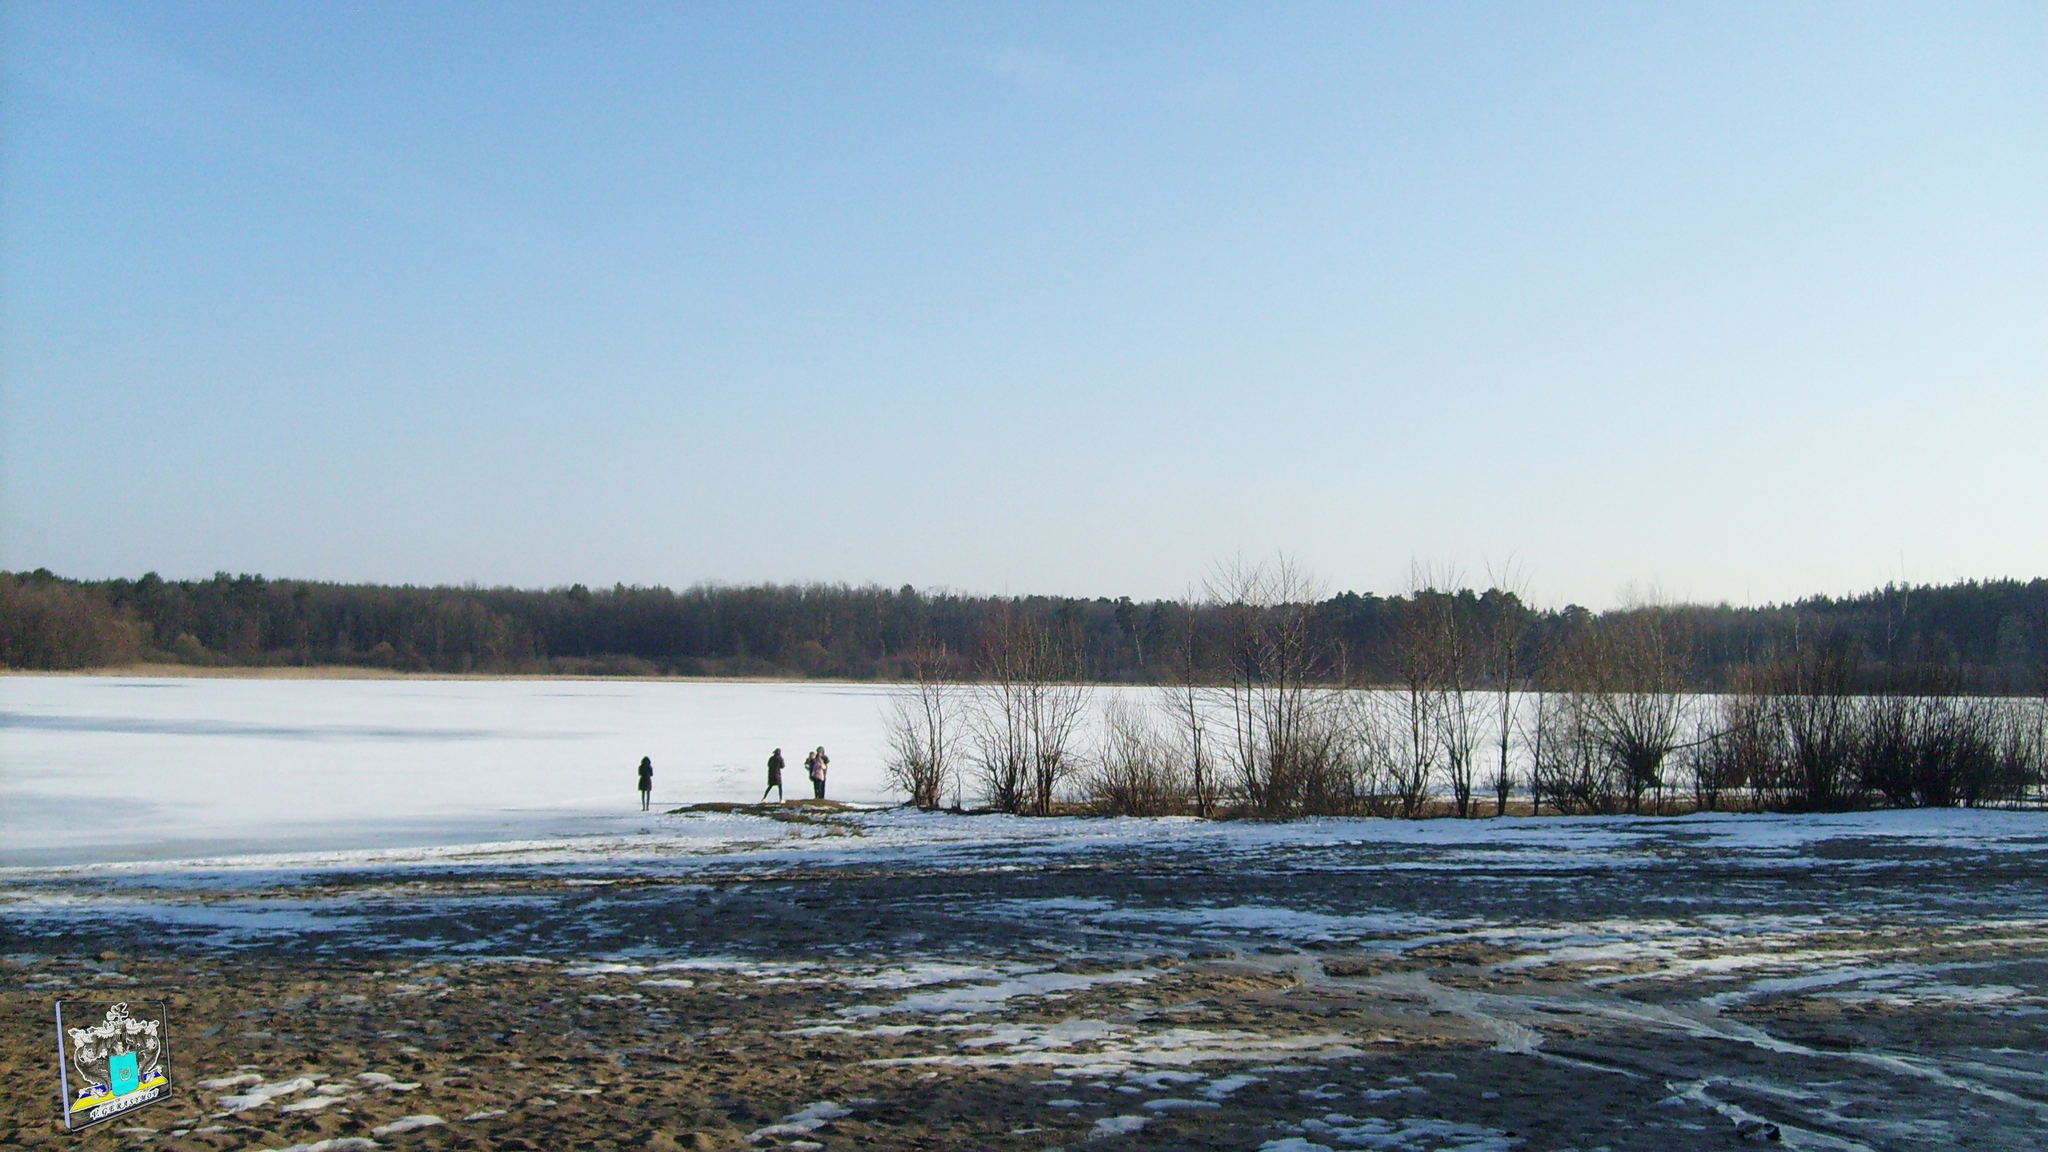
762 747 786 803
808 746 830 800
637 756 653 811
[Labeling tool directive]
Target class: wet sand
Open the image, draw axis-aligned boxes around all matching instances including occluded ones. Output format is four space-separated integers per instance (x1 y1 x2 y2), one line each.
4 807 2045 1150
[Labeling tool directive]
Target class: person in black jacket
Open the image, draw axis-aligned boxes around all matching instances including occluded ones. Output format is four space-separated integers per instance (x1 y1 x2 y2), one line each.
762 748 786 803
637 756 653 811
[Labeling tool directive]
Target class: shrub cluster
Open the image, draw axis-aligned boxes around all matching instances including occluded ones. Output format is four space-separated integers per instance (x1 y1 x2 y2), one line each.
1686 672 2045 813
883 561 2047 818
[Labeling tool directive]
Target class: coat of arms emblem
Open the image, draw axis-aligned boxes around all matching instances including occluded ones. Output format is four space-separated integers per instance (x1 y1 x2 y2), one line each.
56 1001 174 1130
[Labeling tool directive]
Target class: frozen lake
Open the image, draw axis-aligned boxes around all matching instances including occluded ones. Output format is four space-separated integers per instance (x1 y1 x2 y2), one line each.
0 675 918 864
7 677 2048 1148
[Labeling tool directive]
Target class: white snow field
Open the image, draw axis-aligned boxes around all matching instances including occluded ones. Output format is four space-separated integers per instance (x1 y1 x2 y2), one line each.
0 675 910 864
8 675 2048 871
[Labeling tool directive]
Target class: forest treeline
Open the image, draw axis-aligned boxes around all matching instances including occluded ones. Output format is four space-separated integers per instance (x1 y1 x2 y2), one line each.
0 565 2043 694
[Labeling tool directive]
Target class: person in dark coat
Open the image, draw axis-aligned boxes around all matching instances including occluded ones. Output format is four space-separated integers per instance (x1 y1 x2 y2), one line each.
762 747 786 803
808 746 830 800
637 756 653 811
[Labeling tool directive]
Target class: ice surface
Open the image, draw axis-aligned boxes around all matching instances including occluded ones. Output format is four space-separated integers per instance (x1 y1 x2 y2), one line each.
0 675 906 863
6 675 2047 873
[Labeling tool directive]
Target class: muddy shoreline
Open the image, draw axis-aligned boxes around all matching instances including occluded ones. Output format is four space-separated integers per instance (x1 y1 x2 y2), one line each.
4 809 2045 1150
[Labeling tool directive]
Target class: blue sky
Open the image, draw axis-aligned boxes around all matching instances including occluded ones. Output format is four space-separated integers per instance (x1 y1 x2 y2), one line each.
3 2 2042 608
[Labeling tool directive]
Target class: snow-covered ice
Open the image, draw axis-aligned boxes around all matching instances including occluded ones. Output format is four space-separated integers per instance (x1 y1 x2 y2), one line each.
0 675 906 863
9 675 2048 872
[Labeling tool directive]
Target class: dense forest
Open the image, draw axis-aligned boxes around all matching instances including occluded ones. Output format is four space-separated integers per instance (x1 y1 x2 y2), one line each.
1 567 2042 694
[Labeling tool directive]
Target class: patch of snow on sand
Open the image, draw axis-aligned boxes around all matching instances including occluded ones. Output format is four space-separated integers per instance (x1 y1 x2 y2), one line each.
277 1094 354 1113
1825 979 2036 1008
1200 1073 1263 1099
217 1076 320 1111
1698 959 2033 1011
1091 904 1459 942
560 962 647 977
0 894 367 945
868 1021 1364 1074
1675 808 2048 854
1090 1114 1150 1138
370 1115 444 1136
747 1101 851 1143
1142 1097 1219 1110
839 968 1152 1016
840 962 1011 990
1123 1069 1205 1090
645 957 820 979
1463 917 2016 991
1288 1114 1519 1151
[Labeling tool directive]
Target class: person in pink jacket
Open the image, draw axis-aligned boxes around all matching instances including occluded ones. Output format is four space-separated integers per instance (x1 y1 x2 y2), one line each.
806 746 830 800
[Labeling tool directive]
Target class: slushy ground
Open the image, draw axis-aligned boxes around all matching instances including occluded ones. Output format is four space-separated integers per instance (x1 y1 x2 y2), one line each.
3 808 2046 1151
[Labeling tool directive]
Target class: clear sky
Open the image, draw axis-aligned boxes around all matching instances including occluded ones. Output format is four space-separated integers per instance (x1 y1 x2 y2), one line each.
3 2 2042 609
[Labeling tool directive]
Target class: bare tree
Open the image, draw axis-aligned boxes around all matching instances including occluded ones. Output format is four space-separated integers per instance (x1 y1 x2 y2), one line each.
1528 632 1610 814
1578 606 1693 813
1082 696 1186 815
1387 588 1445 819
1518 622 1573 816
883 643 962 809
1343 692 1410 817
1685 666 1774 813
1383 564 1486 817
1156 595 1217 817
1427 578 1481 818
1481 561 1532 817
1768 635 1861 811
967 600 1089 815
1206 556 1345 816
968 602 1028 812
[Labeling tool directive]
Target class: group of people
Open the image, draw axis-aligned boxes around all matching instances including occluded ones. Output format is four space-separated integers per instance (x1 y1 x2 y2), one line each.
762 745 829 802
632 745 832 810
